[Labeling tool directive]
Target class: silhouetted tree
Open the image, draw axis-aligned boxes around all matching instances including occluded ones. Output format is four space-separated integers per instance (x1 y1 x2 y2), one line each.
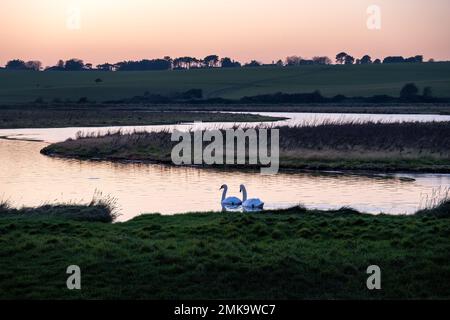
191 57 202 69
204 55 219 68
3 52 433 71
44 60 65 71
5 59 42 71
186 57 196 69
360 55 372 64
172 57 197 69
299 59 314 65
344 55 355 65
383 56 405 64
423 86 433 99
336 52 348 64
285 56 302 66
5 59 27 70
221 57 241 68
400 83 419 99
406 55 423 63
384 55 424 64
65 59 85 71
163 56 173 69
115 59 171 71
172 57 183 69
25 61 42 71
244 60 262 67
335 52 356 65
312 56 332 65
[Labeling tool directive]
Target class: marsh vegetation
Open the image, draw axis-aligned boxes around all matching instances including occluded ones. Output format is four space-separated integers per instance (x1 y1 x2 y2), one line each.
0 194 119 222
0 106 282 129
42 121 450 172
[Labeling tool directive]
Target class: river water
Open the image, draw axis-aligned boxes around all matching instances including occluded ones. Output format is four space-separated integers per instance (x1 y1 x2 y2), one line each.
1 112 449 221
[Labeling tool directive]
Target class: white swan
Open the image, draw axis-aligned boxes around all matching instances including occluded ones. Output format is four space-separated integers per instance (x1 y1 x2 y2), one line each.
240 184 264 209
220 184 242 206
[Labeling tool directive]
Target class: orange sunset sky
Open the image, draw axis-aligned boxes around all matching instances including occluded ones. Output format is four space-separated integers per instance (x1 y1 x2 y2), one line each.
1 0 449 66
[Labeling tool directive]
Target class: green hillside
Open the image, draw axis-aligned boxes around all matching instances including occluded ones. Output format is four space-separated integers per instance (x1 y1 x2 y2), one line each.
0 62 449 104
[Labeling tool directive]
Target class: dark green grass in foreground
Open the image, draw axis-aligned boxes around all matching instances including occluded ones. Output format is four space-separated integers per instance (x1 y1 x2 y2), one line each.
0 202 450 299
1 63 450 104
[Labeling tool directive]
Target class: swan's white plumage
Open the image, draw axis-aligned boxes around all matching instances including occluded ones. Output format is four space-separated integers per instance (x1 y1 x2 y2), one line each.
220 184 242 206
243 198 264 209
222 196 242 206
240 185 264 209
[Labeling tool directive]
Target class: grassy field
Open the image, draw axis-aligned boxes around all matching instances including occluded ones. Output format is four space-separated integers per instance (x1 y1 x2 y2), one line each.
0 107 282 129
41 121 450 173
1 202 449 299
1 63 450 104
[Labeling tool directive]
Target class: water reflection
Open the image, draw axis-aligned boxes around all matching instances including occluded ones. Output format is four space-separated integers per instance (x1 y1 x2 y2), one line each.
1 112 450 143
1 139 449 221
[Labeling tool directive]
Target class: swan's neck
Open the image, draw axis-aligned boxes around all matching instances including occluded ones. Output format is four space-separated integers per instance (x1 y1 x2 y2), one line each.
221 186 228 202
241 187 247 202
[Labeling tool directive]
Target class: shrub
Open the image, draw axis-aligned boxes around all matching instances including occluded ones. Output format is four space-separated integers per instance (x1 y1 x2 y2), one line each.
400 83 419 100
416 200 450 218
0 193 119 223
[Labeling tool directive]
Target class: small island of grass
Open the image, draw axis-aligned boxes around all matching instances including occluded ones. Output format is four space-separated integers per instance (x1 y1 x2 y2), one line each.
41 121 450 173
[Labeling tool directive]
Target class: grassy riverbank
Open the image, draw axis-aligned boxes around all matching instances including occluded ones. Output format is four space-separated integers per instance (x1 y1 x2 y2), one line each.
0 106 283 129
41 121 450 173
1 201 449 299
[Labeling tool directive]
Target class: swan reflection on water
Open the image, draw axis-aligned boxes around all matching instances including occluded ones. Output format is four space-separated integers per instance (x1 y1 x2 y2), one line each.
221 204 264 213
220 184 265 213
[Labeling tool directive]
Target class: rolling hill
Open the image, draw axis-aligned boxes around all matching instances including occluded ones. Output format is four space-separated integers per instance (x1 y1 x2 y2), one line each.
0 62 449 104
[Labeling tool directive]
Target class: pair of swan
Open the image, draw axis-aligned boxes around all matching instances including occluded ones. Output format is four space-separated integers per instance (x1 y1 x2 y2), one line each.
220 184 264 209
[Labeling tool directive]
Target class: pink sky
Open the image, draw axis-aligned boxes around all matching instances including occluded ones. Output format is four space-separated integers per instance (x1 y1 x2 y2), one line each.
1 0 449 66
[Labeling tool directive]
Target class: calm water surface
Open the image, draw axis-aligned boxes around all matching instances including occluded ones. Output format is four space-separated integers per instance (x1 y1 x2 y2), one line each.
2 112 450 143
1 112 449 221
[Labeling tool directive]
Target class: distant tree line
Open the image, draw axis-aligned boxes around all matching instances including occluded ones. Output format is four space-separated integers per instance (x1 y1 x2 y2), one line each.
334 52 426 65
0 53 436 71
2 59 43 71
103 83 445 105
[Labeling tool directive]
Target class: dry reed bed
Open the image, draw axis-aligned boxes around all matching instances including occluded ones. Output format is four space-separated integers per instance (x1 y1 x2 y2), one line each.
41 121 450 170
